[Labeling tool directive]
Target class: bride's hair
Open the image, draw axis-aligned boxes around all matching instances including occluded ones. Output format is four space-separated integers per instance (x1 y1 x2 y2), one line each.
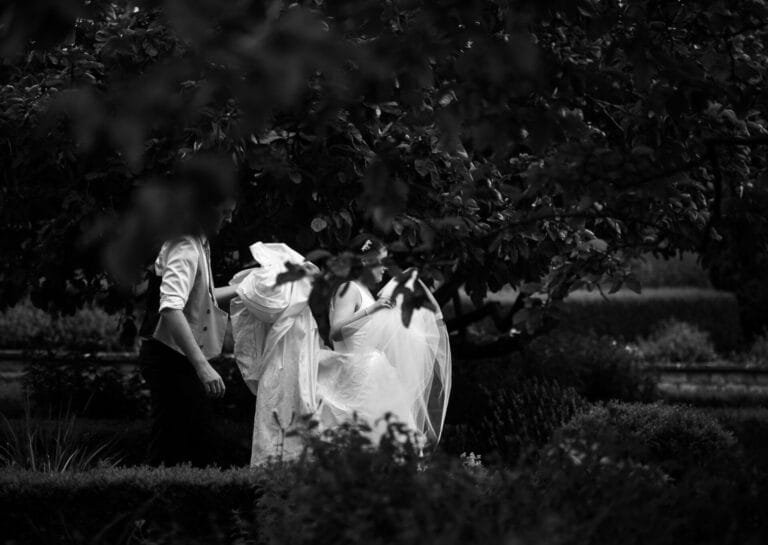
347 234 386 266
327 234 387 298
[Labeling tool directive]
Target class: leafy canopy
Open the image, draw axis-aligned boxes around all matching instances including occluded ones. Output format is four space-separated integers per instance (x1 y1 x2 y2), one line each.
2 0 768 349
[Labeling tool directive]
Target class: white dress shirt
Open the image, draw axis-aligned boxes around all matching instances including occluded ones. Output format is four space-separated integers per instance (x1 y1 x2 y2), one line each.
151 235 228 360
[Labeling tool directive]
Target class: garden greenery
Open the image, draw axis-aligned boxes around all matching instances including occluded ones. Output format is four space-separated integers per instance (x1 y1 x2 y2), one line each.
0 406 766 544
636 318 718 363
3 0 768 356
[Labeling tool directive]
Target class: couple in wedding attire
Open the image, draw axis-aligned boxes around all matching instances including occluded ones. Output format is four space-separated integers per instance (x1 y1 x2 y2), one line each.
138 159 451 467
230 239 452 465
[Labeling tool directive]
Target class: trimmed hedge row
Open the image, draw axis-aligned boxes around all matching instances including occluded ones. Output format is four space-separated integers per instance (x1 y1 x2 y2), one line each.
561 288 742 351
0 466 263 544
1 404 767 545
0 301 123 351
0 418 252 467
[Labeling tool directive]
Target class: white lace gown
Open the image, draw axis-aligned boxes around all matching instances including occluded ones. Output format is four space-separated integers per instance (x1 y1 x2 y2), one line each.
316 281 417 440
231 244 451 465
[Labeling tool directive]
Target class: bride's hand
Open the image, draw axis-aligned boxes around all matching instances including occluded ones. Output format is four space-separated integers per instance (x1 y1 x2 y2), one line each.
371 296 393 312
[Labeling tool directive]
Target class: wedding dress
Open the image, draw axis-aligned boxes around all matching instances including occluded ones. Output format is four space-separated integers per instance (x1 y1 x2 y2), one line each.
229 243 320 465
317 278 452 444
230 243 451 465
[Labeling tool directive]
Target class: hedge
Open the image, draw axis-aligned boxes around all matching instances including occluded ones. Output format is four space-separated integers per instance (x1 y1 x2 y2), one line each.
0 418 252 467
0 466 264 544
553 402 740 480
2 408 767 545
560 288 742 352
0 301 123 351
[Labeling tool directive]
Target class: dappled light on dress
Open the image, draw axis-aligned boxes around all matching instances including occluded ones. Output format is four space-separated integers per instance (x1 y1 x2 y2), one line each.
230 243 451 465
230 242 320 465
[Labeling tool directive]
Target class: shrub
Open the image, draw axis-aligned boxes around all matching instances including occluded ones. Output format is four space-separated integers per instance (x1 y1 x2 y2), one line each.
0 299 52 348
0 416 765 545
51 306 123 351
637 319 717 363
0 423 529 545
529 403 768 545
532 430 768 545
535 434 673 545
0 465 264 544
24 360 150 419
0 417 252 468
21 355 252 421
525 329 656 402
0 299 122 351
0 407 121 471
630 252 712 288
442 377 588 464
554 402 739 480
256 420 532 545
560 287 742 352
709 407 768 471
741 331 768 367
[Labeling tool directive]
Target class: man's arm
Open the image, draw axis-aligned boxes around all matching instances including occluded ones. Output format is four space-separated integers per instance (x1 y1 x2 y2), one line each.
213 285 238 306
159 309 226 397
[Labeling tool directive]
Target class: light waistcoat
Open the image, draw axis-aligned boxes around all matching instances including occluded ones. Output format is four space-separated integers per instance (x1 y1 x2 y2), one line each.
152 236 228 360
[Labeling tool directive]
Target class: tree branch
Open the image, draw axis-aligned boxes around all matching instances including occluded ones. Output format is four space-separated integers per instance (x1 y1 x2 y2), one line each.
705 135 768 147
433 272 466 306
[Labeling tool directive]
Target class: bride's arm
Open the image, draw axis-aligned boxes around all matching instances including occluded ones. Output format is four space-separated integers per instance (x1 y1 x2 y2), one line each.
329 283 390 342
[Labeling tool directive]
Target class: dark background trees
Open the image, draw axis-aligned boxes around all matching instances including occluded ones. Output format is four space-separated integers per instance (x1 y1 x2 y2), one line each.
2 0 768 353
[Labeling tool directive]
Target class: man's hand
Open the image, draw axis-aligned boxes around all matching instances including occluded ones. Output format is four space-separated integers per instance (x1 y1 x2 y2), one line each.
194 360 226 398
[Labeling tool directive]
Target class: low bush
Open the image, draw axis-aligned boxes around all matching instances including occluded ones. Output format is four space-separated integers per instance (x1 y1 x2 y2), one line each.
0 423 527 545
442 376 588 463
554 402 739 480
630 252 712 288
0 300 52 348
524 329 656 402
636 319 717 363
0 407 122 471
0 465 264 544
741 331 768 367
1 413 766 545
21 355 253 421
24 360 150 419
534 434 673 545
0 417 252 467
709 407 768 470
533 429 767 545
0 299 123 351
560 287 742 352
259 422 487 545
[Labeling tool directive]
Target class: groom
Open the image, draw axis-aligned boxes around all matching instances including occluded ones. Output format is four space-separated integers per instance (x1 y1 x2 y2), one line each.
138 156 242 467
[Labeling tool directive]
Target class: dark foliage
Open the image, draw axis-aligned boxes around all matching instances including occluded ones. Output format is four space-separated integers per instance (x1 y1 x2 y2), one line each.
523 329 657 402
554 402 740 480
1 408 767 545
22 356 252 421
442 375 588 463
559 288 742 352
2 0 768 357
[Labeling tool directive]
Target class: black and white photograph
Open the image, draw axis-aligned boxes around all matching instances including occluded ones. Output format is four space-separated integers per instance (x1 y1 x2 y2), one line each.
1 1 768 543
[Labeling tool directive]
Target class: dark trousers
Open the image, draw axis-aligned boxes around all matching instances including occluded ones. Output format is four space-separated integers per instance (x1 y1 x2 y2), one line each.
139 339 224 467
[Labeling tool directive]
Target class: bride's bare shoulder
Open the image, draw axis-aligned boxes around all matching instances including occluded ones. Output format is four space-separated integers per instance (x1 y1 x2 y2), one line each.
333 281 361 301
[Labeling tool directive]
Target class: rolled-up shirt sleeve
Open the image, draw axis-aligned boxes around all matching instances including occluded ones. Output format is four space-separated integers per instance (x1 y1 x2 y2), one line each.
158 239 200 311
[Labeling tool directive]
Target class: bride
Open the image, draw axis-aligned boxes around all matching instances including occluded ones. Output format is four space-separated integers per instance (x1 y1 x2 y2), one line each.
230 238 451 465
317 237 451 445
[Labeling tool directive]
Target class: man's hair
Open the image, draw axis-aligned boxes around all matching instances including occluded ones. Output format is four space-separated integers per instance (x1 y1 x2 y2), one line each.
175 153 239 209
